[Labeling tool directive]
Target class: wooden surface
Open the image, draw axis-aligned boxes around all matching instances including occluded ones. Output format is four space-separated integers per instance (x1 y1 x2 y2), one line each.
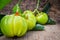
0 24 60 40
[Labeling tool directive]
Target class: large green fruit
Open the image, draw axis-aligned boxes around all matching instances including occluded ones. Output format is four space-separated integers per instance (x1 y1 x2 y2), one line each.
36 12 48 24
1 14 27 37
23 10 36 30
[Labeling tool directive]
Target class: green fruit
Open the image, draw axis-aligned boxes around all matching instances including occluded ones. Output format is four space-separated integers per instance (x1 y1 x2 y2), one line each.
23 10 36 30
31 24 45 31
1 14 27 37
36 12 48 24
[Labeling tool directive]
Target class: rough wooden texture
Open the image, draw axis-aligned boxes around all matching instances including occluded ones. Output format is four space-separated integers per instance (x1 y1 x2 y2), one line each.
0 0 47 14
48 6 60 23
0 24 60 40
49 0 60 22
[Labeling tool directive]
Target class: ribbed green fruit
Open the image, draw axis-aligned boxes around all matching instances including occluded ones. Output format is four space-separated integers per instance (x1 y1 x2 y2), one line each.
23 10 36 30
36 12 48 24
1 14 27 37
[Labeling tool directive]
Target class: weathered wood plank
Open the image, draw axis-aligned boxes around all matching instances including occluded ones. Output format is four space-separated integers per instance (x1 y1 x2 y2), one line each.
0 24 60 40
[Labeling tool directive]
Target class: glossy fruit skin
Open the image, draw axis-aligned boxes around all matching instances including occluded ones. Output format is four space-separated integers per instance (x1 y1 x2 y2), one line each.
1 14 27 37
36 12 48 24
23 10 36 30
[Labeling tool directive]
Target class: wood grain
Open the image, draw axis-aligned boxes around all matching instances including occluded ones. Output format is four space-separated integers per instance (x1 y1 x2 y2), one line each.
0 24 60 40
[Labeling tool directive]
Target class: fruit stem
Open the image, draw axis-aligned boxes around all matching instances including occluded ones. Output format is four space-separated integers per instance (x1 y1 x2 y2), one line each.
17 0 22 12
33 0 40 13
16 4 19 12
15 12 19 16
36 10 40 14
36 0 40 9
15 4 19 16
15 0 23 16
43 0 49 9
18 0 22 5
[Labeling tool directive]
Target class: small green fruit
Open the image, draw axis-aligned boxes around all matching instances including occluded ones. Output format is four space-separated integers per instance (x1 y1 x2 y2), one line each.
23 10 36 30
36 12 48 24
